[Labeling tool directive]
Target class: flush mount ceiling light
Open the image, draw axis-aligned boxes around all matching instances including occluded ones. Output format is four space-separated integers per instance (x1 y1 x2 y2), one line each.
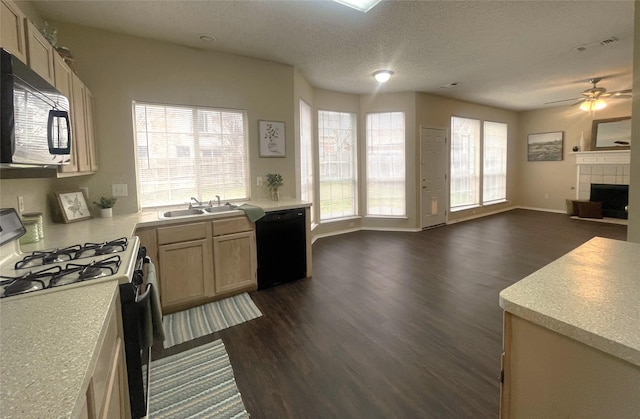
374 70 393 83
333 0 383 12
198 33 216 42
579 99 607 112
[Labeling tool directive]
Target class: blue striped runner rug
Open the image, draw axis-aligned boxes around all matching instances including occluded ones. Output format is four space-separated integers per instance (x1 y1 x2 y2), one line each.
163 293 262 349
148 340 249 418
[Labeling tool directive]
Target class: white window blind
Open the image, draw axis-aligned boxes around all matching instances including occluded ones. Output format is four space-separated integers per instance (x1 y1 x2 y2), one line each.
483 121 507 204
366 112 405 216
133 102 249 208
318 110 356 220
299 100 314 224
450 116 480 209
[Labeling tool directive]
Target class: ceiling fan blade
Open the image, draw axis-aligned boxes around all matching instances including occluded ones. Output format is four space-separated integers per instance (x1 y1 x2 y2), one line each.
545 97 583 104
611 94 632 99
608 89 632 95
569 100 585 107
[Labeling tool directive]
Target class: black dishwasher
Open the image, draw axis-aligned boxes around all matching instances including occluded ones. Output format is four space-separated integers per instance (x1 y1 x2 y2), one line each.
255 208 307 289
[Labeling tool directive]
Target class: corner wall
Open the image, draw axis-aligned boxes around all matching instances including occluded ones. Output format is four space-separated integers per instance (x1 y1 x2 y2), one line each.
628 0 640 243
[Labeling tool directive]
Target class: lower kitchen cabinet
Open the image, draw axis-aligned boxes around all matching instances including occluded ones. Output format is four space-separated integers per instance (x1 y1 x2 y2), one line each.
81 294 130 419
137 215 257 314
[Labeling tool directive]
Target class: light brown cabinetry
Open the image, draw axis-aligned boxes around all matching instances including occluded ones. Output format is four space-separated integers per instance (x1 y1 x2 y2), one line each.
136 215 257 314
500 312 640 418
0 0 27 62
213 217 257 294
157 222 214 311
25 20 55 84
84 294 130 419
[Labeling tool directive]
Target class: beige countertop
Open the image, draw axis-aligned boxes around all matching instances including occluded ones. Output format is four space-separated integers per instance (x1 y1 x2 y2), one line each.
499 237 640 367
0 281 119 418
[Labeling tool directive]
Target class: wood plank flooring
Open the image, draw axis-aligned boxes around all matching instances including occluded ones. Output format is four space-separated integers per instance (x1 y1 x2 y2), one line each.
153 209 627 418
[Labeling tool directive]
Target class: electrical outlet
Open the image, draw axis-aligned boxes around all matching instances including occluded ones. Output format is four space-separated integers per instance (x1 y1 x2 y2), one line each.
17 196 24 213
544 193 549 199
257 176 263 186
112 184 128 197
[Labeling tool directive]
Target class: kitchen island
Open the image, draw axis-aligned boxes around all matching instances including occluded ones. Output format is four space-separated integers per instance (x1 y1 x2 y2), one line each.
499 237 640 418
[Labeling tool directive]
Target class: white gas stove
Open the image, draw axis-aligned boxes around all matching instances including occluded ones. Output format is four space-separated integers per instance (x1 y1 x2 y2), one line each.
0 209 140 300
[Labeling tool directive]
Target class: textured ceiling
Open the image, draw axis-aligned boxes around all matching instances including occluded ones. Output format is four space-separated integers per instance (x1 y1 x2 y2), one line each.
26 0 635 111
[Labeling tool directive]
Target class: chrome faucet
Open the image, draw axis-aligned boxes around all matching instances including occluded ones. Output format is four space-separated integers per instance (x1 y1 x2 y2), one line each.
189 197 202 209
215 195 221 206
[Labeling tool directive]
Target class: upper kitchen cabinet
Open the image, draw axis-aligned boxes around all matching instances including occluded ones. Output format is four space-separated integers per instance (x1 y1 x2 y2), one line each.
54 53 78 173
25 20 55 85
0 0 27 62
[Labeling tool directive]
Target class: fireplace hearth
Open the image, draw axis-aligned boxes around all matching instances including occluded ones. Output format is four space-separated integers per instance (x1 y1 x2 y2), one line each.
590 184 629 219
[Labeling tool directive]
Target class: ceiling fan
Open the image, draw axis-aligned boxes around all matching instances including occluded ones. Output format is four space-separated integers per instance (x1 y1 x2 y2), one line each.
545 78 632 111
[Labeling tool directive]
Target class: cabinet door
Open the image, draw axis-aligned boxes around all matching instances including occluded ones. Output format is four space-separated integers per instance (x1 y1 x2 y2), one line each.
85 88 99 171
25 20 55 85
0 0 27 62
159 238 214 309
54 54 78 173
213 231 257 295
71 74 91 172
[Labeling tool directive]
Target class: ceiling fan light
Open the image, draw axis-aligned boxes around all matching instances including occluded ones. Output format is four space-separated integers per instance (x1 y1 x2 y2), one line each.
579 99 607 111
374 70 393 83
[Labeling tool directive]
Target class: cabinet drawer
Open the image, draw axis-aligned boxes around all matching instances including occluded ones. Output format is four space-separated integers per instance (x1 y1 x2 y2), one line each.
158 222 208 244
212 217 253 236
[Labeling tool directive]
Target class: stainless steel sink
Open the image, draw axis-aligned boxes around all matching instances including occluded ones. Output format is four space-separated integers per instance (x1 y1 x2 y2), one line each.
161 208 205 218
203 204 238 213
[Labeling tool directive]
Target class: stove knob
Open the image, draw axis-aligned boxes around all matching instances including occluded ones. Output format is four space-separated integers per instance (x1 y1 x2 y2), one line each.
132 270 144 286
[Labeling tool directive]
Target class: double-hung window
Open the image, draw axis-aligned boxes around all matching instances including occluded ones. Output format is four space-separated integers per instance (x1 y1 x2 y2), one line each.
318 110 357 220
366 112 405 216
133 102 249 208
450 116 507 210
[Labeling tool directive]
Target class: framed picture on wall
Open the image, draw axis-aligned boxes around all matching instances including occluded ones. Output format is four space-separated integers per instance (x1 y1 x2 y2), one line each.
259 120 286 157
55 190 92 223
527 131 563 161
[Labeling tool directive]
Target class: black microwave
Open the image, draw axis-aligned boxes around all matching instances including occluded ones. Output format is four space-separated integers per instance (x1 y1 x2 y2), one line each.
1 48 71 168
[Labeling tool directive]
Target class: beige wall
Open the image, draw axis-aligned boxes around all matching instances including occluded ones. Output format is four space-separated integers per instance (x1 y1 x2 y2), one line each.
628 0 640 243
517 100 632 212
415 93 520 223
293 67 314 199
52 22 295 212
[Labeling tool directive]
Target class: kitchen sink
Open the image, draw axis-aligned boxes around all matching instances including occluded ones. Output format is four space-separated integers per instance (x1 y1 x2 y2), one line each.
203 204 238 213
160 208 205 218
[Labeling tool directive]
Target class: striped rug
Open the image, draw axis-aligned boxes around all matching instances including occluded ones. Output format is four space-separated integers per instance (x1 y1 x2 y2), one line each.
148 340 249 418
163 293 262 349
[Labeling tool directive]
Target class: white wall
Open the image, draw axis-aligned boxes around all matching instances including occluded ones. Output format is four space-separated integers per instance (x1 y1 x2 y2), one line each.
628 1 640 243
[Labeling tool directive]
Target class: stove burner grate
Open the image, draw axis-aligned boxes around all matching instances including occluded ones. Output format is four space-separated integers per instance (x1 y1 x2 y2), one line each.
0 266 63 298
75 237 128 259
50 256 122 287
15 245 82 270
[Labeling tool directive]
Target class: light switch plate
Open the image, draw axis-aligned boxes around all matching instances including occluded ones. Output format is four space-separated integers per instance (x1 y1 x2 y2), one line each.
112 184 128 197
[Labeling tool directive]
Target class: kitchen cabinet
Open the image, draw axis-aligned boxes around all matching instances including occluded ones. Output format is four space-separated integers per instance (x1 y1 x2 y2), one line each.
0 0 27 62
25 20 55 85
212 217 257 294
157 221 214 311
136 214 257 314
53 52 78 172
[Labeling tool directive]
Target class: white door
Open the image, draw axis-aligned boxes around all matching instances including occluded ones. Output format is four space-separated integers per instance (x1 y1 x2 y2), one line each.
420 127 447 228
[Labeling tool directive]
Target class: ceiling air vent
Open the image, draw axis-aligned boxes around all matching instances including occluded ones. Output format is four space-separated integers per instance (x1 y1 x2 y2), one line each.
599 37 618 46
574 36 619 52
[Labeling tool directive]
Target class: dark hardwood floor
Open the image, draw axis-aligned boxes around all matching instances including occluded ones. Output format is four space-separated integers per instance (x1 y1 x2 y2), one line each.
154 209 627 418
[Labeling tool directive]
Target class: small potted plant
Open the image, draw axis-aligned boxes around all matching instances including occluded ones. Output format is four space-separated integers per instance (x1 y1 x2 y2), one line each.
93 196 117 218
266 173 283 201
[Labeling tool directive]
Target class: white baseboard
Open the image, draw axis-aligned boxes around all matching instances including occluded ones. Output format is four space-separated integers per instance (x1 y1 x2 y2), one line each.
516 206 566 214
447 205 517 224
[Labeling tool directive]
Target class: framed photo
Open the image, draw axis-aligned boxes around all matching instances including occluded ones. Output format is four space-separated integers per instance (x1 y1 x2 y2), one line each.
591 116 631 150
259 120 286 157
55 190 92 223
527 131 563 161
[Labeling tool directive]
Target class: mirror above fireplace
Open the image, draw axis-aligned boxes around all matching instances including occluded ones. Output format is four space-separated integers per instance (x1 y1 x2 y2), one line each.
591 116 631 151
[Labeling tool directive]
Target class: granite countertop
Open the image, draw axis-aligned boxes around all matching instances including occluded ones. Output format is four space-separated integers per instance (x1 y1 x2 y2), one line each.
0 281 119 418
499 237 640 367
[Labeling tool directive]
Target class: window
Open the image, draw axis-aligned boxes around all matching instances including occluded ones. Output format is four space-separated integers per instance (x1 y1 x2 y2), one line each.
366 112 405 216
299 100 314 224
133 102 249 208
483 121 507 204
450 117 507 210
450 117 480 209
318 110 357 220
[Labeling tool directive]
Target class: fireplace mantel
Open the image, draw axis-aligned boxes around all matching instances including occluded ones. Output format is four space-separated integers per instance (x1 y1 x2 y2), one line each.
574 150 630 200
574 150 630 165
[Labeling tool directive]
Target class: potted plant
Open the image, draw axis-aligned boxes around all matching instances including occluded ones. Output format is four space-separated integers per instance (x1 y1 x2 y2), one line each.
266 173 283 201
93 196 117 218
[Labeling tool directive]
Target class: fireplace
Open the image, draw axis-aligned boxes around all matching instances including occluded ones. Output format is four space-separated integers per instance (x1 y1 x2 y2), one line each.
590 184 629 219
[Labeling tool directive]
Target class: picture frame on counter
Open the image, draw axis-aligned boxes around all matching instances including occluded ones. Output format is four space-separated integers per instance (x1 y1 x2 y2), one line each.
55 190 92 223
527 131 563 161
259 120 286 157
591 116 631 151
